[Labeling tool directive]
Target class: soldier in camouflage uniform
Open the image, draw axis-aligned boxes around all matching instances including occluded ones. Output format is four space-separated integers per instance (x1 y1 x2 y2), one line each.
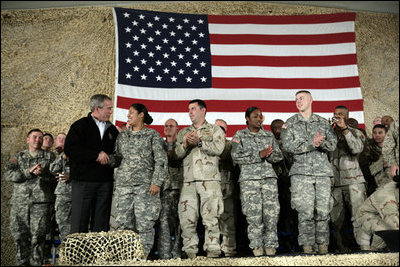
383 119 399 177
5 129 57 266
157 119 184 259
110 104 168 259
366 125 392 189
231 108 283 256
215 119 237 257
175 99 225 259
353 177 399 250
49 133 72 241
281 91 337 255
271 119 298 252
329 106 367 252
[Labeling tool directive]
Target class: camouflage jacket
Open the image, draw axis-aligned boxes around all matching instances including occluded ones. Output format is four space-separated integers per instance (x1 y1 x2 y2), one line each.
5 149 57 204
219 139 234 184
231 128 283 182
110 127 168 187
330 127 366 186
272 139 293 180
49 152 72 195
281 113 337 177
383 119 399 167
355 180 399 230
163 139 183 190
175 121 225 182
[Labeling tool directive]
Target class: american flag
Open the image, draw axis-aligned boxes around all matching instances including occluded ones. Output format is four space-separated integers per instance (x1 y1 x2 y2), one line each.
112 8 364 137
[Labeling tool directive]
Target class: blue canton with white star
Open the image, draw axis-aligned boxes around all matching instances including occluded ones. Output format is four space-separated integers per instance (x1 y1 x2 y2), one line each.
114 8 212 88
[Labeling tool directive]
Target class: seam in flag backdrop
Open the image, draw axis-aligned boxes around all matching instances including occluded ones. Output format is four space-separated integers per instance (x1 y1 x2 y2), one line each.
112 7 364 138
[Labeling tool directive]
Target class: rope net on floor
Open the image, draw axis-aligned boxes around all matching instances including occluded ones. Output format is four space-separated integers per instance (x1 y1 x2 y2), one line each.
58 230 145 265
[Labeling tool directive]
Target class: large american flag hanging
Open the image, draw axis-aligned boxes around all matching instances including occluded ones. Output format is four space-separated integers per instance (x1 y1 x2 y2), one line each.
112 8 364 137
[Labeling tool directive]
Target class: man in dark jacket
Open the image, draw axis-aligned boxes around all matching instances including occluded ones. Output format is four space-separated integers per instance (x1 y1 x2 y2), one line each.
64 94 119 234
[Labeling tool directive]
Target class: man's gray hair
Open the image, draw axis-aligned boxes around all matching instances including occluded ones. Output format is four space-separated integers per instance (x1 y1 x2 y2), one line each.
90 94 112 112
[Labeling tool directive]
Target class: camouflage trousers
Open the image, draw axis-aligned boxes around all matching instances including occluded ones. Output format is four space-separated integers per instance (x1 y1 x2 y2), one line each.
114 184 161 256
55 194 72 241
219 181 237 254
240 179 279 249
331 183 366 243
290 175 332 246
178 181 223 254
157 189 182 259
10 203 52 266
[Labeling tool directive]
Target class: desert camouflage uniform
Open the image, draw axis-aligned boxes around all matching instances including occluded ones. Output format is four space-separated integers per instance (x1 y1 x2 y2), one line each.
231 128 283 250
175 121 225 255
5 149 57 266
330 127 367 250
49 152 71 241
369 149 392 188
157 140 184 259
219 139 237 256
354 180 399 249
383 119 399 169
281 113 337 247
110 127 168 257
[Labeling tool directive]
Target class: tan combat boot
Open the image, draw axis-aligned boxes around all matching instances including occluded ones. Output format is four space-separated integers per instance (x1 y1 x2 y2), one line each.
318 244 328 254
360 245 370 251
265 248 276 256
303 245 314 254
253 247 264 257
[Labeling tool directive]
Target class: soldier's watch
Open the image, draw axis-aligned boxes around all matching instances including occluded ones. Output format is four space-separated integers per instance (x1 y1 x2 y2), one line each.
197 140 203 148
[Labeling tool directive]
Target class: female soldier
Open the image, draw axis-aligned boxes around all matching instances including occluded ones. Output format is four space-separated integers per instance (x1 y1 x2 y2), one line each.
110 103 168 259
231 107 283 256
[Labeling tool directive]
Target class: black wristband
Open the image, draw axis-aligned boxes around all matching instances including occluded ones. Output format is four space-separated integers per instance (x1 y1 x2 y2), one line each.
197 140 203 148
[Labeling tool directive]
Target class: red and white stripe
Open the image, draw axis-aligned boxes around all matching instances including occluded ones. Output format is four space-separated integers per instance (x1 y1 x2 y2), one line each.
114 12 363 137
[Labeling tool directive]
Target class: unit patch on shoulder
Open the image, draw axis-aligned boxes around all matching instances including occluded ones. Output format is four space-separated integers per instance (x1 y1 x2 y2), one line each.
231 137 240 144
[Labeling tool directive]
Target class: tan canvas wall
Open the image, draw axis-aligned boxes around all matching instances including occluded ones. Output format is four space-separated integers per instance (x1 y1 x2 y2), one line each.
1 1 398 265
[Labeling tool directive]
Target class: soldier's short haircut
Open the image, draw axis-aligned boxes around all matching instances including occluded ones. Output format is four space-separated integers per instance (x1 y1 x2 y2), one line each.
271 119 284 130
189 99 207 110
373 124 388 132
43 132 54 140
335 105 349 115
90 94 112 112
295 90 312 96
27 128 43 137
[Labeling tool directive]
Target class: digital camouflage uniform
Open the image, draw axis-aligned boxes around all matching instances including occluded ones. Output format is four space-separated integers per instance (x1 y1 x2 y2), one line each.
281 113 337 247
110 127 168 257
354 180 399 249
175 121 225 256
218 139 237 256
5 149 57 266
49 152 71 241
231 128 283 251
272 138 298 251
157 140 184 259
383 119 399 170
330 127 367 250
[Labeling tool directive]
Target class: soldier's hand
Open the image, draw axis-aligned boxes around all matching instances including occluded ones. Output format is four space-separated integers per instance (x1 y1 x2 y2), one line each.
149 184 160 196
313 131 326 148
390 165 399 176
335 117 346 129
30 163 42 175
259 145 273 158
